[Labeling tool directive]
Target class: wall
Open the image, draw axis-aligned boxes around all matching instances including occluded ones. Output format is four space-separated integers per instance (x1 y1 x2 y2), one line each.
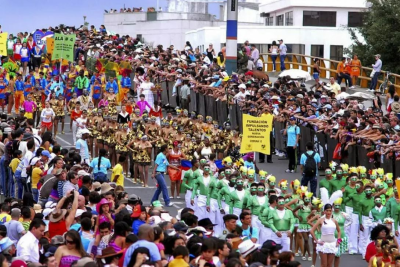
260 0 367 13
185 25 364 59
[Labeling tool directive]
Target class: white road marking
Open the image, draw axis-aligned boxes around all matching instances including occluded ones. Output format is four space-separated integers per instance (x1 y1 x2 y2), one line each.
172 204 181 208
56 136 73 146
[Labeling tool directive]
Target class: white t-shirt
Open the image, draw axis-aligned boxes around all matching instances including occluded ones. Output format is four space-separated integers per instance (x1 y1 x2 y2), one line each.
76 117 88 130
21 150 34 177
140 82 154 92
41 108 55 123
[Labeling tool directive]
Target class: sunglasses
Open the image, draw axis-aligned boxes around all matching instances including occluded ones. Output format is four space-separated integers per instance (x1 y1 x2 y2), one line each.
66 239 75 244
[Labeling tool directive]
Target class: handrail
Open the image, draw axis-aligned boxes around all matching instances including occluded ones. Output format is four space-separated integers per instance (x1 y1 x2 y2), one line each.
259 53 400 92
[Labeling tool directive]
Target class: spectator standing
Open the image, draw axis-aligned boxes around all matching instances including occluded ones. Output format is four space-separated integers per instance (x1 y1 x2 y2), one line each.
16 219 46 263
368 54 382 92
151 145 176 207
284 117 300 173
250 44 259 63
4 208 26 243
300 142 321 197
269 41 279 72
278 39 287 71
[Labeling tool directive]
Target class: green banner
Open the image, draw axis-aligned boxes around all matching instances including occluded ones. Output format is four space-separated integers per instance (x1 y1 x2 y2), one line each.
52 33 76 61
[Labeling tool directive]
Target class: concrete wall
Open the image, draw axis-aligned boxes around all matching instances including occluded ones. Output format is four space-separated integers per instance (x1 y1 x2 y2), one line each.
185 25 364 59
260 0 367 13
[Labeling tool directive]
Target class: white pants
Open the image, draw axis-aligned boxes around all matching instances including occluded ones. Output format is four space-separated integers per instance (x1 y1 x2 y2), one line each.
271 232 290 252
209 199 219 225
195 195 208 221
185 190 193 208
349 213 360 254
72 121 77 145
233 207 241 217
359 216 372 258
345 206 353 250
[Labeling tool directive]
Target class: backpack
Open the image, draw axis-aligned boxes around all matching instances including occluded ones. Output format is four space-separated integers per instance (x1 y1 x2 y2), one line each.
303 151 317 176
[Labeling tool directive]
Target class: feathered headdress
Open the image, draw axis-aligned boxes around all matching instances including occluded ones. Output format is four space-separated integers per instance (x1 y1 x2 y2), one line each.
290 179 300 190
268 175 276 183
240 166 248 174
358 166 367 174
375 178 384 188
305 192 313 199
334 198 343 205
279 179 288 188
340 164 349 172
312 197 322 206
247 169 255 176
349 167 358 174
377 168 384 176
259 170 267 178
329 161 338 170
385 173 393 181
369 169 377 176
222 156 232 166
320 188 343 206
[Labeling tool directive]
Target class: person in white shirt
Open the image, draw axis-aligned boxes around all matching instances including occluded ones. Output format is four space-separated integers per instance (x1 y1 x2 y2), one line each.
16 219 46 263
234 85 249 103
40 102 55 134
278 39 287 71
75 110 89 138
21 139 35 187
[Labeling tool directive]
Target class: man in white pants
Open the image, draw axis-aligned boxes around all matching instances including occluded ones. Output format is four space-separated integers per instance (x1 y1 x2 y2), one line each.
268 196 295 252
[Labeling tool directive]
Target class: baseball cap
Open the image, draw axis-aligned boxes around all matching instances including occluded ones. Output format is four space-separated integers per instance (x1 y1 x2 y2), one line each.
10 260 27 267
173 222 188 233
41 150 51 158
30 157 41 166
77 170 90 177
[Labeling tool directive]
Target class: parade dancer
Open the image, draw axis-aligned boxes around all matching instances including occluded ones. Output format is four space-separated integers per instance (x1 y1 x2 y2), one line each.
332 198 352 267
343 172 358 246
0 76 7 112
347 181 364 254
358 185 375 259
20 42 30 78
260 195 278 245
229 176 250 217
268 195 295 252
208 170 227 236
14 74 25 113
71 102 82 145
22 95 37 119
310 204 341 267
120 71 131 103
293 192 313 261
217 171 236 217
191 163 214 221
246 182 268 240
370 195 386 225
40 102 55 133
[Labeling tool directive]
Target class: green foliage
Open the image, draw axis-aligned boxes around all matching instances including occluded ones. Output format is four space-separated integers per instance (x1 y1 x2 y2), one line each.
347 0 400 73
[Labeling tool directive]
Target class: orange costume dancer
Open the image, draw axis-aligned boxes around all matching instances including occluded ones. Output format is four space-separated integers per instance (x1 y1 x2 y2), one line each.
120 70 132 104
14 74 25 112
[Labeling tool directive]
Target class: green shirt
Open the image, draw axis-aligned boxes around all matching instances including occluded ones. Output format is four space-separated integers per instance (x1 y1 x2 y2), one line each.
370 206 387 223
191 175 214 206
319 178 332 197
217 186 235 209
268 208 295 233
181 169 201 193
229 189 251 214
246 195 268 216
329 178 347 194
343 185 357 208
348 192 365 215
359 197 374 223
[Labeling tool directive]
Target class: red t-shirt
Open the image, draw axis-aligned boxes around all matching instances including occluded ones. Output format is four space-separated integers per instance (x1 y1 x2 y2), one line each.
365 241 377 263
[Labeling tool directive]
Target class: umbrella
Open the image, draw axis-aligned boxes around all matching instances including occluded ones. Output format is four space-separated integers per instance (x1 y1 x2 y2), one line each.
336 92 350 100
278 69 312 81
345 92 375 101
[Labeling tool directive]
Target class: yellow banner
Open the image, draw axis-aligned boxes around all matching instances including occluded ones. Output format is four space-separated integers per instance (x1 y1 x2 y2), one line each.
240 113 273 154
46 38 54 54
0 32 8 56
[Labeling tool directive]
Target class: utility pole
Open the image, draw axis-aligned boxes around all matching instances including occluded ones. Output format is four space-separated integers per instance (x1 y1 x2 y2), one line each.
225 0 238 74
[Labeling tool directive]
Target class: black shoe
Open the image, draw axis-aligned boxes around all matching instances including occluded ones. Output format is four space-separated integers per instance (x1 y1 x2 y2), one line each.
259 160 265 163
267 160 273 163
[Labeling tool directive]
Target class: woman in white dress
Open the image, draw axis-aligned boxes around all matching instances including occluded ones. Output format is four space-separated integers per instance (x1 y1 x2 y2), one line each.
139 76 155 112
310 204 341 267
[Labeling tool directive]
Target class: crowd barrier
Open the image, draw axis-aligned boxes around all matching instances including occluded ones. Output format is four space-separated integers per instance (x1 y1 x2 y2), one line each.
145 80 400 176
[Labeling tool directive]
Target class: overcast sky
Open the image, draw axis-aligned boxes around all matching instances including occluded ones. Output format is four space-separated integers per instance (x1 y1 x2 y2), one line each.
1 0 219 34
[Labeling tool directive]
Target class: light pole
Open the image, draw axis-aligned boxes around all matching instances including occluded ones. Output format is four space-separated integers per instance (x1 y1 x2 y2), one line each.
225 0 238 74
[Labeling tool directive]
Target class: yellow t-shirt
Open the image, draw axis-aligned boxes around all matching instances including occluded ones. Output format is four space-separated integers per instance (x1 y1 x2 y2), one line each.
9 158 21 173
111 163 124 187
0 214 11 224
31 167 43 189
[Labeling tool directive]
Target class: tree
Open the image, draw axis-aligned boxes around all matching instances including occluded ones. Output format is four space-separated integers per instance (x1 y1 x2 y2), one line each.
347 0 400 74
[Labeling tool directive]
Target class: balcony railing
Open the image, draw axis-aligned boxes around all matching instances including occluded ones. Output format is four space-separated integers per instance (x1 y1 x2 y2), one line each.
260 53 400 92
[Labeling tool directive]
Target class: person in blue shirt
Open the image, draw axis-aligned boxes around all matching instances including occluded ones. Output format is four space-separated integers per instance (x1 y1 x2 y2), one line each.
14 74 25 113
105 77 118 95
121 74 131 102
238 211 259 243
131 205 147 235
300 142 321 197
151 144 179 207
284 116 300 173
89 148 112 183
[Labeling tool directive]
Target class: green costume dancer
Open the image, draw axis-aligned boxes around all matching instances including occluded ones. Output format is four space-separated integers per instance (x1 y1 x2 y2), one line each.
191 164 215 221
329 166 346 193
181 158 201 207
229 177 250 216
359 185 375 258
370 196 387 224
208 170 229 237
293 192 313 260
268 196 295 251
319 167 334 197
332 198 352 260
217 173 236 214
347 181 365 254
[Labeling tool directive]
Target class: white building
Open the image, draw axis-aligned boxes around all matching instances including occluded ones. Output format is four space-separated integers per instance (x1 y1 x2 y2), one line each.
103 0 262 49
186 0 368 60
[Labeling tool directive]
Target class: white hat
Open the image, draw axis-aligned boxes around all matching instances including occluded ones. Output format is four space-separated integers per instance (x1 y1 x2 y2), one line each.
149 216 162 226
75 209 85 218
30 157 41 166
187 226 212 236
79 129 91 135
150 56 157 60
45 202 57 209
176 69 183 73
238 239 261 257
43 208 55 218
311 99 318 103
296 94 304 99
262 84 270 88
77 170 90 177
271 96 279 100
238 84 246 89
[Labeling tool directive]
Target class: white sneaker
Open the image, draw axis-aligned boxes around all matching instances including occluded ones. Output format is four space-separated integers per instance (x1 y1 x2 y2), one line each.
285 169 291 173
291 170 295 173
166 203 173 207
350 86 355 89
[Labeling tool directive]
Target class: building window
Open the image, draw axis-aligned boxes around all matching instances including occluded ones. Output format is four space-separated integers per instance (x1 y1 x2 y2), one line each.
311 45 324 58
285 12 293 26
330 45 343 61
265 17 274 26
276 15 284 26
303 11 336 27
348 12 365 27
